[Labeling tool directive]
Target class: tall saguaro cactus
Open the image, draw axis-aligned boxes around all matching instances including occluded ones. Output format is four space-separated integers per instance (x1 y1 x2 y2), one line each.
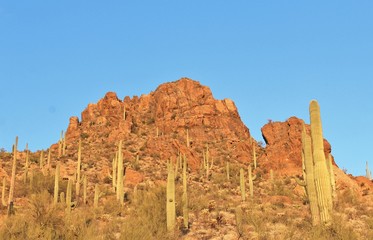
8 136 18 216
166 159 176 232
309 100 333 225
76 139 82 198
252 143 257 169
116 140 124 204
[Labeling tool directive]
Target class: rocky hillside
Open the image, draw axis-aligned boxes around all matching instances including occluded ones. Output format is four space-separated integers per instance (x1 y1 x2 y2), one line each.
0 78 372 240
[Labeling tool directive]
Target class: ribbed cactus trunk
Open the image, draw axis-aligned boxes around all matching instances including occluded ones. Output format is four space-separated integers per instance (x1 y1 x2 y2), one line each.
302 124 320 226
54 163 60 205
240 168 246 201
166 159 176 232
327 153 336 198
7 137 18 216
309 100 333 225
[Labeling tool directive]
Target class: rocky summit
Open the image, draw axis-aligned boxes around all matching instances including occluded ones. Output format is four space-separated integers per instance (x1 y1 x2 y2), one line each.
0 78 372 240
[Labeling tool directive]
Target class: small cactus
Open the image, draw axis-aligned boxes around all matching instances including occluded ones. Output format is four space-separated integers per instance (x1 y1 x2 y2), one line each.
366 161 372 180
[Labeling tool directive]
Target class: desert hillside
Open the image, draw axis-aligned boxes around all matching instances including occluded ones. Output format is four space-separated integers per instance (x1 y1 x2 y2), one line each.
0 78 372 240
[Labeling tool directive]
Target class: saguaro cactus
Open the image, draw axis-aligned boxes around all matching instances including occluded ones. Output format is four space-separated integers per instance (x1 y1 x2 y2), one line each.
54 163 60 205
8 136 18 216
252 143 257 169
116 140 124 204
248 165 257 198
327 153 336 198
83 175 87 204
166 159 176 232
240 168 246 201
366 162 372 180
76 139 82 198
299 124 320 226
39 150 44 169
23 143 29 183
62 131 66 156
310 100 333 225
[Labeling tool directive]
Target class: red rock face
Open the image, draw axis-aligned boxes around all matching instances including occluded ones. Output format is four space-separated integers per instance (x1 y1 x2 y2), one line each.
260 117 334 175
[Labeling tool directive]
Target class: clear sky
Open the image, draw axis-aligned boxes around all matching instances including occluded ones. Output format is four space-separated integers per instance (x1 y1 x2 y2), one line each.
0 1 372 176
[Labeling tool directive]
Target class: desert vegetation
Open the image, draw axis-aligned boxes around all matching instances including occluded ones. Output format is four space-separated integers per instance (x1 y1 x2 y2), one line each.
0 79 372 239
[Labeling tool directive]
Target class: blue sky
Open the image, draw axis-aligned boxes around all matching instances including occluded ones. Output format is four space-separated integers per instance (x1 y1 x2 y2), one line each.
0 1 372 176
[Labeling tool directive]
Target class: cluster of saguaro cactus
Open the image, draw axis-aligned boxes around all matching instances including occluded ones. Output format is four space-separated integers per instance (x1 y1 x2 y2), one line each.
166 159 176 232
297 100 334 226
366 161 372 180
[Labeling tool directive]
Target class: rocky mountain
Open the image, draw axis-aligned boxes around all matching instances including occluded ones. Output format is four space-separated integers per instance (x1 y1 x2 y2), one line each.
0 78 372 239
